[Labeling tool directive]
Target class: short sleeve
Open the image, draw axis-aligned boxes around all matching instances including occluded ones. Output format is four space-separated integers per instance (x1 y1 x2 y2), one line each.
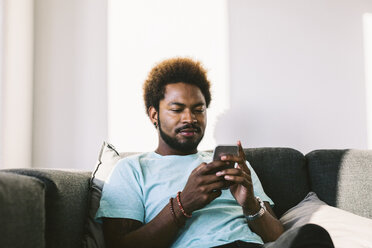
95 158 145 223
246 161 274 206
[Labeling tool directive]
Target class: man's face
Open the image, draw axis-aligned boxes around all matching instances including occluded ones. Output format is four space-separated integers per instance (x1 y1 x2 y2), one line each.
157 82 207 153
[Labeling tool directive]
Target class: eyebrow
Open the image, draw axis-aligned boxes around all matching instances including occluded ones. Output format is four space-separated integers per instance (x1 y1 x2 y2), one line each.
168 102 205 108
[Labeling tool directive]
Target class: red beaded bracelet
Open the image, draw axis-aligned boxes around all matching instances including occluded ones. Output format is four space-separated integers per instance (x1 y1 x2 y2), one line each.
176 191 192 218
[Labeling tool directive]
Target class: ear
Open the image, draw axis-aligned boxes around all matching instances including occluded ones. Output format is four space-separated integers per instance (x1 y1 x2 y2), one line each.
148 106 158 126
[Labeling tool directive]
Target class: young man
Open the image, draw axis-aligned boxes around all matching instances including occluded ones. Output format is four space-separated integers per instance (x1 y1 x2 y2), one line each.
96 58 333 248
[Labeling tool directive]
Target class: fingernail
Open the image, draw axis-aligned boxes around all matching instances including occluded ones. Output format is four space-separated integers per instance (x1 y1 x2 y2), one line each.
221 156 227 160
216 171 223 176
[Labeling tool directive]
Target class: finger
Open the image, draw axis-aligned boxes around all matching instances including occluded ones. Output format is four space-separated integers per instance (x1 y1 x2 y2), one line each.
236 163 251 176
199 160 233 175
221 168 251 182
220 154 243 164
223 174 252 188
216 168 243 177
237 140 246 160
199 174 226 184
205 180 230 192
194 162 208 173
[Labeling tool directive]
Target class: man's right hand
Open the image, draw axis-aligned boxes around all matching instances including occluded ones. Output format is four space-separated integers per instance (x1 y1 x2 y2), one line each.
180 161 232 214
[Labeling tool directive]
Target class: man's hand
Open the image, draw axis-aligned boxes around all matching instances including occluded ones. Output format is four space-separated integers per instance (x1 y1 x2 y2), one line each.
215 141 259 213
214 141 284 242
180 160 232 214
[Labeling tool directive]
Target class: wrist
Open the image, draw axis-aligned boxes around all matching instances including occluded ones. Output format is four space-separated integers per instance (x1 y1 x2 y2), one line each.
244 197 266 221
171 198 187 225
176 191 192 218
242 197 260 215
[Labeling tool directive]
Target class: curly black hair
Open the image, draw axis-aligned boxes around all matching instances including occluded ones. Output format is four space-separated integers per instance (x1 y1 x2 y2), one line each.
143 57 211 115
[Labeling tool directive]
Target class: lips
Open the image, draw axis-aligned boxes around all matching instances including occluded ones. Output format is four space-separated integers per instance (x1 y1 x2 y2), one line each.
176 125 201 137
179 128 198 137
176 124 200 132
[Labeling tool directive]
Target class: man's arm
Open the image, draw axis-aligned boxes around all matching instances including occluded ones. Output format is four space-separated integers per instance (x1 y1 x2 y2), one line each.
243 201 284 242
102 201 186 248
101 161 230 248
217 141 284 242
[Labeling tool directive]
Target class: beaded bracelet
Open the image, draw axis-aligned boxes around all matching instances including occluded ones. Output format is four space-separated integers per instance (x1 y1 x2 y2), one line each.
176 191 192 218
169 198 183 227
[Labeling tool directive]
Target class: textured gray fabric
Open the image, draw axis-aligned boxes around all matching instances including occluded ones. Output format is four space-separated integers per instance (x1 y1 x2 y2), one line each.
5 169 91 248
0 171 45 248
244 148 310 218
306 149 372 218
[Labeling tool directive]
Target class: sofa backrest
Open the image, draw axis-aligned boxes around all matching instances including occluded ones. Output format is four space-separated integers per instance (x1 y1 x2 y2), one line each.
306 149 372 219
5 147 371 248
244 148 310 218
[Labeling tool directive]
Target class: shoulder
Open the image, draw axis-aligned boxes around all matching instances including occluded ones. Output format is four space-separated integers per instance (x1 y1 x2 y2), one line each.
116 152 152 166
111 152 153 176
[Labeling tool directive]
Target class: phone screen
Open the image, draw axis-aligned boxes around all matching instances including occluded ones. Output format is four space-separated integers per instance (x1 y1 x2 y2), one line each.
212 145 238 161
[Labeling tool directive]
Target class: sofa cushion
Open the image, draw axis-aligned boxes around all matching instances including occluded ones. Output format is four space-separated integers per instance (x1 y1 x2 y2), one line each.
5 169 91 248
306 149 372 218
280 192 372 248
0 171 45 248
244 148 310 218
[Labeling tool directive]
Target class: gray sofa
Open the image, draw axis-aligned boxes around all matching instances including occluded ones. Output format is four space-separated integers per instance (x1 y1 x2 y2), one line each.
1 148 371 248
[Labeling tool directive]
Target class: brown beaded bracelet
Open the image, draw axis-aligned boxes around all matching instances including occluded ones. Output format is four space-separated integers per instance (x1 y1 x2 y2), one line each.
176 191 192 218
169 198 183 227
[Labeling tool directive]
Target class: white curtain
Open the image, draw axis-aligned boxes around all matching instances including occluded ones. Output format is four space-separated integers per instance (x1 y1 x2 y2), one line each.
0 0 108 170
0 0 34 169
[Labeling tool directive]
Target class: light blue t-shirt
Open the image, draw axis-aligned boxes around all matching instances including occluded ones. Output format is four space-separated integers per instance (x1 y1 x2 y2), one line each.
96 151 274 248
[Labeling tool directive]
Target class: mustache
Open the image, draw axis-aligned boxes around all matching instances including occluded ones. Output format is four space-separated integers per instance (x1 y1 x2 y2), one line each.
175 124 201 133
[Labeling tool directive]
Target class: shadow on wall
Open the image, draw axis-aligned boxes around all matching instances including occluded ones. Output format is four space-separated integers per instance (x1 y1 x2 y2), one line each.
213 107 297 149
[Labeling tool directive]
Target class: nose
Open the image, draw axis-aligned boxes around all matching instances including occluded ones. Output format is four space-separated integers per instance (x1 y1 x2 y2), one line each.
182 109 197 124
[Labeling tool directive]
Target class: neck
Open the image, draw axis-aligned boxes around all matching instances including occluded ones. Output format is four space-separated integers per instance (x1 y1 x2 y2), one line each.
155 139 198 156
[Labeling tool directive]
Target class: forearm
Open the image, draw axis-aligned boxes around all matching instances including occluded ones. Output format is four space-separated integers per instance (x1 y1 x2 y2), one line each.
114 199 187 248
244 202 284 243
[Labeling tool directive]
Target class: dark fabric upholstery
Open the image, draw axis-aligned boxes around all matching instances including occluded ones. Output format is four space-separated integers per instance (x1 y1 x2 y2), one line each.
244 148 310 218
0 172 45 248
5 169 91 248
306 149 372 218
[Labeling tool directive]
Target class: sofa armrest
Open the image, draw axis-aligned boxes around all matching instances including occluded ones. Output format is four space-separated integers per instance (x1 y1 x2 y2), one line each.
4 169 91 248
0 171 46 248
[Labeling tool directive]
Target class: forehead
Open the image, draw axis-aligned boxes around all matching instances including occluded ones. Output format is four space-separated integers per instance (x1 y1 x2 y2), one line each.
162 82 206 105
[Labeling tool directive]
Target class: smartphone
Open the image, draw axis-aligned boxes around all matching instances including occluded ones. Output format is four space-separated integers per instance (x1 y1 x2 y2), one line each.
212 145 238 189
213 145 238 161
212 145 238 170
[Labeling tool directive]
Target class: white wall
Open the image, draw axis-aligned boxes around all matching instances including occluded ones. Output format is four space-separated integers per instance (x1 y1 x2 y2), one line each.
215 0 372 154
2 1 371 170
32 0 107 169
108 0 229 152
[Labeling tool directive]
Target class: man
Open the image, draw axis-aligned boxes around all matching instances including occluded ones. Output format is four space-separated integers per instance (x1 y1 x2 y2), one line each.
96 57 333 248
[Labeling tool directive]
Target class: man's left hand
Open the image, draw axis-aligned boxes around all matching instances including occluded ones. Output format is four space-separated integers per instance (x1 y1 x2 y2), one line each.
215 141 259 213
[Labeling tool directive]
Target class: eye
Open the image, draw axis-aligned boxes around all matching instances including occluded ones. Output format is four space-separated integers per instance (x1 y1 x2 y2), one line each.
170 109 182 113
194 108 205 113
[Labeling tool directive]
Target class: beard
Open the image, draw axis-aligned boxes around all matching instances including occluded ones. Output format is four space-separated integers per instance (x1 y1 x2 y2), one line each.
158 117 204 153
